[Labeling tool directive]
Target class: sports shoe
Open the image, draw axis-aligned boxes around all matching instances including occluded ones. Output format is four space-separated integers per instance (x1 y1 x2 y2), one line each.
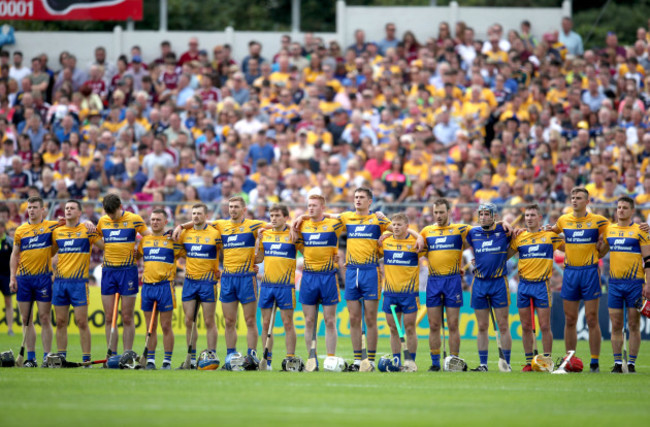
161 362 171 370
471 365 488 372
522 364 532 372
627 364 636 373
590 363 600 373
428 365 441 372
7 330 14 336
265 364 272 371
611 364 623 373
23 360 38 368
146 361 156 370
347 363 360 372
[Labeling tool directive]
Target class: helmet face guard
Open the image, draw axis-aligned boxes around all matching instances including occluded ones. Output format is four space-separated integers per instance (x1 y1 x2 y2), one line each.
531 355 554 372
1 350 16 367
119 350 141 369
46 353 66 368
323 356 348 372
198 350 220 371
282 356 305 372
443 355 468 372
378 354 400 372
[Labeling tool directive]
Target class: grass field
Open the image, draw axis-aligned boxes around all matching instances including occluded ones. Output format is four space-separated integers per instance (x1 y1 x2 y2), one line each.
1 333 649 426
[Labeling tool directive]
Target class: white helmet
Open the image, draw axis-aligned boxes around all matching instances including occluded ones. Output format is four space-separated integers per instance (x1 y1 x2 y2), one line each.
443 355 468 372
323 356 347 372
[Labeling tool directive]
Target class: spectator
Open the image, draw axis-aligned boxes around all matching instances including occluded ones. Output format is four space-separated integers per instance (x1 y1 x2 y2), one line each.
559 16 584 56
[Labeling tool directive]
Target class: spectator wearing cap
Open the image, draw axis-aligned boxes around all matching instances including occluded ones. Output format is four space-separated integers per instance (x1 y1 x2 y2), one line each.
559 16 583 56
178 37 201 66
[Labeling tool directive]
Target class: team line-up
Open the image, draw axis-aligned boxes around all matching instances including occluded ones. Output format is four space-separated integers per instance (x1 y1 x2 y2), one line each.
7 186 650 372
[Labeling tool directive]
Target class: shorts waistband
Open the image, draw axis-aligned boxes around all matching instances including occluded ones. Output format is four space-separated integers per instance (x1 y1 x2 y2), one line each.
428 273 461 279
384 291 418 297
563 264 598 270
142 280 173 287
348 264 378 270
54 277 88 283
519 278 549 285
185 277 218 284
222 272 256 278
17 273 52 279
102 264 137 271
609 279 644 286
261 282 295 288
303 269 338 275
474 275 506 281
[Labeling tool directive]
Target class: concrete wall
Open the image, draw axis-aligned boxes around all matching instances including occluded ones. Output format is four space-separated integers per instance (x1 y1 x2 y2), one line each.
6 0 570 69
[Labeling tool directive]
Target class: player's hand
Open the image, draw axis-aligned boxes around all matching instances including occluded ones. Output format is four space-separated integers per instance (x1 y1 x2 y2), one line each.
253 265 259 274
643 283 650 299
9 276 17 293
640 223 650 233
57 216 65 227
502 222 513 236
514 228 524 237
163 229 173 238
542 224 552 232
375 211 387 221
415 235 425 252
378 233 389 245
471 258 476 267
596 235 604 252
172 225 183 241
83 220 97 234
292 216 304 232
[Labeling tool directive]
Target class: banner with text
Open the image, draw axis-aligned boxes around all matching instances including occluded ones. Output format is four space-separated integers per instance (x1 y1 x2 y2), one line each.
1 289 649 340
0 0 142 21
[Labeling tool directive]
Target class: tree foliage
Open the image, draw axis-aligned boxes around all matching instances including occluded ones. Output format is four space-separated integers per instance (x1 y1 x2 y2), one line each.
573 2 650 50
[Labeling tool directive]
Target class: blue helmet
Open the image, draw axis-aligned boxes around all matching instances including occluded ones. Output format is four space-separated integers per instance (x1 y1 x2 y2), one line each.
197 350 220 371
107 354 121 369
222 352 245 371
477 203 497 218
377 354 400 372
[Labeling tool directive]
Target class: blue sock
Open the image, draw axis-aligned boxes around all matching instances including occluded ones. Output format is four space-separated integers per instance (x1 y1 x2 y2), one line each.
613 353 622 364
591 355 599 365
393 353 401 365
410 352 416 361
479 350 488 365
503 349 511 364
164 352 172 363
27 351 35 361
59 351 67 358
43 353 48 362
227 348 236 355
629 354 637 365
430 350 441 367
82 353 91 362
147 351 155 362
267 351 272 367
247 348 256 357
190 349 196 362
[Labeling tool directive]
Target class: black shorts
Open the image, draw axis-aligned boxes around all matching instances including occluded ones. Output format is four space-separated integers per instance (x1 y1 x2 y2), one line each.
0 275 14 297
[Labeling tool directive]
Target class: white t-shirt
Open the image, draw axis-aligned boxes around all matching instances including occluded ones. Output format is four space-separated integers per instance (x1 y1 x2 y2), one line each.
9 66 31 91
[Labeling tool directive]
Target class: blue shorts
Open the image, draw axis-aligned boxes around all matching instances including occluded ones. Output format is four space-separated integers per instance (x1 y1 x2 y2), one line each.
101 266 139 296
0 275 13 296
16 274 52 303
182 278 218 303
141 281 177 312
608 280 643 309
561 265 601 301
219 273 257 304
383 293 419 314
345 265 381 301
426 275 463 308
52 279 88 307
259 286 295 310
517 279 551 309
470 277 510 310
300 270 340 306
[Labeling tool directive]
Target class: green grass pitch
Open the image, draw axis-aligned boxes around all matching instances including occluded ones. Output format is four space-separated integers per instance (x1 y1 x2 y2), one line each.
0 333 648 426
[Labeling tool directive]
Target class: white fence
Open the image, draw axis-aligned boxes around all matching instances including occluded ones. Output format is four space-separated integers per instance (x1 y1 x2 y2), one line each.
6 0 570 67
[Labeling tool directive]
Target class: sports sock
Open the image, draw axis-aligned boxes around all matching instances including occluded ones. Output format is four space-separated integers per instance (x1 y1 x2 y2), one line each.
163 352 172 364
503 349 511 364
629 354 637 365
590 355 599 365
479 350 488 366
393 353 401 365
353 350 362 361
58 351 67 358
430 349 441 367
543 353 551 358
267 352 272 366
410 352 416 361
190 349 196 362
147 351 155 363
613 353 622 364
450 352 458 357
27 351 35 361
368 350 376 362
209 349 216 354
42 353 48 362
227 348 236 355
525 352 533 364
247 348 256 357
286 353 295 358
327 353 334 357
82 353 91 362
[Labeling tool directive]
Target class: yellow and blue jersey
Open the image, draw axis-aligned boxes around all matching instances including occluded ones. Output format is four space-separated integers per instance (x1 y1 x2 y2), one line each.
340 212 391 267
138 235 183 284
52 224 101 280
556 213 608 267
420 223 469 276
212 219 264 274
97 211 148 268
466 224 511 279
605 223 650 281
260 227 303 287
379 235 425 294
180 226 221 281
14 220 59 276
510 230 563 281
300 217 343 272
